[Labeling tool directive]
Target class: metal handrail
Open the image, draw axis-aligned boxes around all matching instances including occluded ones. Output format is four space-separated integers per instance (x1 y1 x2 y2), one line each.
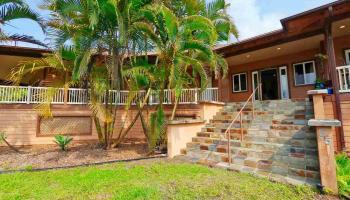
225 84 261 165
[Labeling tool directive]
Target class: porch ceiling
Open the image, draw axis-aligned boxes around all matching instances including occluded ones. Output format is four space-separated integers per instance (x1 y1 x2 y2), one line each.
225 34 324 66
333 18 350 38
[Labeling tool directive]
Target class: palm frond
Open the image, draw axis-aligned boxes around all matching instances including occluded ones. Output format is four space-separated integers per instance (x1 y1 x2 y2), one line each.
179 40 213 59
179 54 208 89
181 15 217 44
131 21 162 48
4 34 48 47
0 3 45 30
160 5 178 42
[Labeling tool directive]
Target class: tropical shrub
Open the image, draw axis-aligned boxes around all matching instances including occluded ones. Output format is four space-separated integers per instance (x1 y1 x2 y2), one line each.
54 135 73 151
336 153 350 198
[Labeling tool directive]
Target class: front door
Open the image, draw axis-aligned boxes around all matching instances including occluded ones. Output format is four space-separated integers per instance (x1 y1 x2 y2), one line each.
260 69 279 100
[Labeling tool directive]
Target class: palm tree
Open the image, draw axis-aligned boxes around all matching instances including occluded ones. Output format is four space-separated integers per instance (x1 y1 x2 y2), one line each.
124 4 219 152
126 1 238 151
42 0 154 149
0 0 46 46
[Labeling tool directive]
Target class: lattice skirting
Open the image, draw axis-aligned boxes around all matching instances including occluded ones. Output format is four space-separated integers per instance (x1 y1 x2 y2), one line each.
38 116 92 137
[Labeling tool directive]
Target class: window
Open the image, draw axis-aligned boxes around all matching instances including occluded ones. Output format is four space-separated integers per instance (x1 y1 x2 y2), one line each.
345 49 350 65
293 61 316 86
232 73 247 92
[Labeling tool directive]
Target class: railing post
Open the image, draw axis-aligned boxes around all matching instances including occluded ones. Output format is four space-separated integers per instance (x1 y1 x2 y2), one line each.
227 130 231 165
64 87 68 105
337 68 343 91
343 68 348 90
195 88 198 104
149 92 153 105
252 97 255 120
26 86 31 104
240 112 243 141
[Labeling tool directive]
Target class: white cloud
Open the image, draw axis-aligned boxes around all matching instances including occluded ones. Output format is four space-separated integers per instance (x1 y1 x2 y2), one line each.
227 0 286 41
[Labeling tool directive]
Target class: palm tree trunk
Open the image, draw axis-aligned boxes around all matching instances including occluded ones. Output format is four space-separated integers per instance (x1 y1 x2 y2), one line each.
94 116 104 143
170 94 179 120
103 87 110 149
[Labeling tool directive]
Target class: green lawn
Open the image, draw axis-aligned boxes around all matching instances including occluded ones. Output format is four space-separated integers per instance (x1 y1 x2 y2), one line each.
0 159 317 200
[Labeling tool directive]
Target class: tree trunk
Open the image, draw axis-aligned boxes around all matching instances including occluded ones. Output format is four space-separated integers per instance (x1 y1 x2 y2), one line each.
171 93 179 120
94 116 104 143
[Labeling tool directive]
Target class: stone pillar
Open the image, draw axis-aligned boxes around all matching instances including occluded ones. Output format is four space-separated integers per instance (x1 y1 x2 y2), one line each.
308 90 340 194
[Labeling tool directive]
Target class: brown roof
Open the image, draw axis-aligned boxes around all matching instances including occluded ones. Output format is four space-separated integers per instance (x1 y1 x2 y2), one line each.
0 45 51 57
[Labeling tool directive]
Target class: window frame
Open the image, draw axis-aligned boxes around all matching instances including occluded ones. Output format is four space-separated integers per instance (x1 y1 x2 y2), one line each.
293 60 316 86
232 72 248 93
345 49 350 65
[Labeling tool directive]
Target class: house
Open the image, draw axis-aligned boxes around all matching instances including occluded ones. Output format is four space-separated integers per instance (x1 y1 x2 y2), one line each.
210 0 350 152
0 0 349 190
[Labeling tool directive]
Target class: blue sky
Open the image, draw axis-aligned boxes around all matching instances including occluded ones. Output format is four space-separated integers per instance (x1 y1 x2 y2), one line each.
3 0 336 47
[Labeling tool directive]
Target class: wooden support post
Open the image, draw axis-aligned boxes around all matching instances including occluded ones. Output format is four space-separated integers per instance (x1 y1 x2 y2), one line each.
325 7 344 150
308 90 339 194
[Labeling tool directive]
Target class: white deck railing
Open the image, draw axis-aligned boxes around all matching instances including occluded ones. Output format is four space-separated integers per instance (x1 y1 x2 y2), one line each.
0 85 219 105
337 65 350 93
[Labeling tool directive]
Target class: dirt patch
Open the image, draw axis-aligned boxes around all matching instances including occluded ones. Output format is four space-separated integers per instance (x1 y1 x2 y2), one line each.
0 142 150 170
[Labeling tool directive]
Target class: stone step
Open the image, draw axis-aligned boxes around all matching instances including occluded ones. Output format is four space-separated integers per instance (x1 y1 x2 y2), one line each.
271 119 308 125
202 124 250 132
247 128 316 139
224 163 320 186
185 99 318 186
219 110 272 116
208 120 252 127
244 135 317 148
192 150 320 179
189 137 318 160
270 124 307 131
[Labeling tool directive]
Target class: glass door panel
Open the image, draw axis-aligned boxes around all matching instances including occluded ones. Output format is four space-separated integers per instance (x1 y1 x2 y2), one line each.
279 66 290 99
252 71 261 101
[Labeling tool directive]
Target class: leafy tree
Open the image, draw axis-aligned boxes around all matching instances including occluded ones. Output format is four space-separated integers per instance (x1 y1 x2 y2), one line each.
0 0 46 46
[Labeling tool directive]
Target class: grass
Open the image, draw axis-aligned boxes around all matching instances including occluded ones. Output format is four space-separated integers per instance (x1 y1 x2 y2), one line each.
0 159 317 200
336 153 350 198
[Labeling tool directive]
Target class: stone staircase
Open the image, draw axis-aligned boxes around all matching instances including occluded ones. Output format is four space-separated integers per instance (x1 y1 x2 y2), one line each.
185 100 320 185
